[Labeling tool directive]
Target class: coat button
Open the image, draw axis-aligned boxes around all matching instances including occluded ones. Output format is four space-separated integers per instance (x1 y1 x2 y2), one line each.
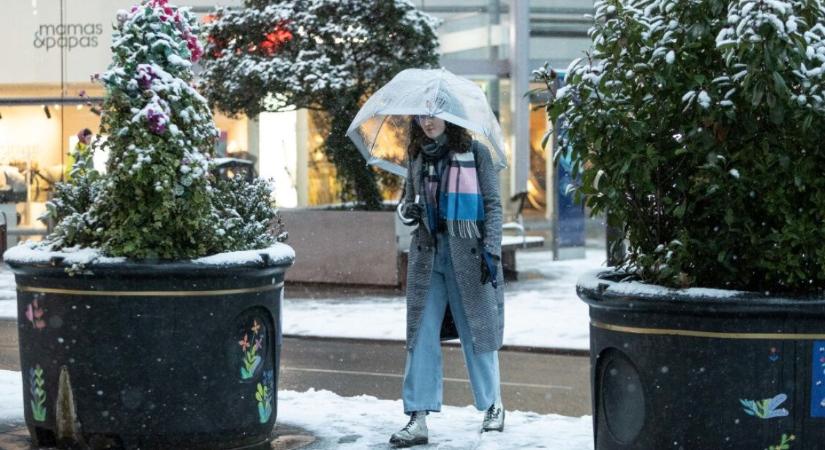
470 247 477 254
417 245 422 251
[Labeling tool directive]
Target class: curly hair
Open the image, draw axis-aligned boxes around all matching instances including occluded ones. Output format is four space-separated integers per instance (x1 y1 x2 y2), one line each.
406 118 473 160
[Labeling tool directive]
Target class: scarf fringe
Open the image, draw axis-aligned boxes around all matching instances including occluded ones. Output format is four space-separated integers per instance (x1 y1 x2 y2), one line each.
447 220 482 239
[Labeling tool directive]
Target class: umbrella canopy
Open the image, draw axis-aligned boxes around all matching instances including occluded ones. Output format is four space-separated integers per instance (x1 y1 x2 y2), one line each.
347 68 508 177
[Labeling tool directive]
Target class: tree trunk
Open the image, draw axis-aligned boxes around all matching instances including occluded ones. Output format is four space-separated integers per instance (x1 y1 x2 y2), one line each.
323 96 382 210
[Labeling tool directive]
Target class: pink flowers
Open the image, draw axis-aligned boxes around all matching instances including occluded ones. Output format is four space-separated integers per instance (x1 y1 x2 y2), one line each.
146 108 168 135
136 65 157 90
239 334 250 352
186 34 203 63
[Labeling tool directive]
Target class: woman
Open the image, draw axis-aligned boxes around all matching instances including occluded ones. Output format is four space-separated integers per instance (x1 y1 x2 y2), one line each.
390 114 505 448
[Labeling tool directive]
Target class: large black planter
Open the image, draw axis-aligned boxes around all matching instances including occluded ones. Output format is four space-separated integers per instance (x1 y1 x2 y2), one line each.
5 245 294 450
578 271 825 450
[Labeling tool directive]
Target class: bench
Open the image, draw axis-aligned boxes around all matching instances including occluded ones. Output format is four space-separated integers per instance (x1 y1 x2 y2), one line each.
500 235 544 281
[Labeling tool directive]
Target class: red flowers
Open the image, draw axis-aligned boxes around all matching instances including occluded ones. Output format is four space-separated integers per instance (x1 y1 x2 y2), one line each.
258 22 292 56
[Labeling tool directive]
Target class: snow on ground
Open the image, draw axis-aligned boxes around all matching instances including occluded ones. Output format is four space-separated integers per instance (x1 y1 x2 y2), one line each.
278 388 594 449
0 248 605 351
0 269 15 319
282 248 604 350
0 370 593 449
0 370 23 423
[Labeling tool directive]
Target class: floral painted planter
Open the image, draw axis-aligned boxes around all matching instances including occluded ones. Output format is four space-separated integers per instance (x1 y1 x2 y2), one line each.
5 244 294 450
578 271 825 450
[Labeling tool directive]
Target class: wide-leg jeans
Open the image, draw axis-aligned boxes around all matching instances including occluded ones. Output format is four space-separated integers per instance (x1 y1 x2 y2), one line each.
402 235 501 414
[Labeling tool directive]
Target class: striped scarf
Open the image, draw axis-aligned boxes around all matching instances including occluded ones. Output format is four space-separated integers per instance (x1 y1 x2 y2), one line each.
423 145 485 239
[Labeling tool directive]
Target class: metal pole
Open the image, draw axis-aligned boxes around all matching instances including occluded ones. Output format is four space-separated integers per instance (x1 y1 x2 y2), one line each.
488 0 500 119
509 0 530 196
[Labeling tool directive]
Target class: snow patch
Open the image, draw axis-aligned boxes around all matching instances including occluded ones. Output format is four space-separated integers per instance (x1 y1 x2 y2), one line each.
276 389 594 449
0 370 24 421
191 244 295 267
3 242 125 266
578 271 745 299
3 242 294 268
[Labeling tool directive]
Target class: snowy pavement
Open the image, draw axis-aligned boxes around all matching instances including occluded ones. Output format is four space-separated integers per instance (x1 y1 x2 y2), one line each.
0 369 594 449
0 247 606 351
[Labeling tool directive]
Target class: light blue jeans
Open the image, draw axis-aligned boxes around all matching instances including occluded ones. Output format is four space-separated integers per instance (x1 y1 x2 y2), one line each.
402 235 501 414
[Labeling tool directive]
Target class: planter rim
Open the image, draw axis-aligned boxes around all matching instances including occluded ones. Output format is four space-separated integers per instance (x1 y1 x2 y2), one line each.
3 242 295 274
577 269 825 314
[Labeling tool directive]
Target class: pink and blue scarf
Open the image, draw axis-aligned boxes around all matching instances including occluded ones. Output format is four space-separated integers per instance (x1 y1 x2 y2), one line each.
423 144 485 239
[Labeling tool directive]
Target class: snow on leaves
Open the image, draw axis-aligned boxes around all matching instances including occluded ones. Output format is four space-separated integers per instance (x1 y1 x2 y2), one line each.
199 0 440 117
543 0 825 292
38 0 280 260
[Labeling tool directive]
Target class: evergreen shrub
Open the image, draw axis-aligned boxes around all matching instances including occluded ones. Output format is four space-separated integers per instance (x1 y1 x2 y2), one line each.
542 0 825 293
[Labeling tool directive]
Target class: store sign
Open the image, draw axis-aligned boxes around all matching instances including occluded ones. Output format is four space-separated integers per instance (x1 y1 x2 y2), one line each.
1 0 243 84
33 23 104 52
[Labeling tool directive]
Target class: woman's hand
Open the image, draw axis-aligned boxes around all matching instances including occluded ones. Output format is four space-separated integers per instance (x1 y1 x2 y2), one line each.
399 202 425 225
480 251 500 288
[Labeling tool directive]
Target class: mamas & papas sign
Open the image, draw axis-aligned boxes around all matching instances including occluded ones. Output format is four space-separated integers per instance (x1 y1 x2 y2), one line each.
33 23 104 51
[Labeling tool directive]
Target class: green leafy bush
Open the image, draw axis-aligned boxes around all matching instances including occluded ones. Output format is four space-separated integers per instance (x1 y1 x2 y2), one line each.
199 0 439 209
42 0 283 260
543 0 825 293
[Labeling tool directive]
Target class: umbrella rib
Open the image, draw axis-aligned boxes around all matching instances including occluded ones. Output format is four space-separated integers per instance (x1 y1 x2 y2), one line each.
433 67 446 115
367 114 391 162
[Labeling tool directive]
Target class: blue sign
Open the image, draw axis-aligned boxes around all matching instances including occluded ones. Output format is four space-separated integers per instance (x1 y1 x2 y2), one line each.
812 341 825 417
553 74 586 255
555 139 585 248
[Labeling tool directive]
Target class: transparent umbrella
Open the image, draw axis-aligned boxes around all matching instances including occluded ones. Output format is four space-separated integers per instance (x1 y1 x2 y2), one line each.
346 68 508 178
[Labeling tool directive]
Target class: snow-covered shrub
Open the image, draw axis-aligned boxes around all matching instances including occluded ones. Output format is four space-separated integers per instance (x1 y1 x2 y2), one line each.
199 0 440 209
544 0 825 292
42 137 103 249
212 177 285 251
42 0 283 260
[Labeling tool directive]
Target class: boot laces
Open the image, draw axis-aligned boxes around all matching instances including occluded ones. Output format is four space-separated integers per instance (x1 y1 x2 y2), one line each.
485 404 500 422
403 413 420 432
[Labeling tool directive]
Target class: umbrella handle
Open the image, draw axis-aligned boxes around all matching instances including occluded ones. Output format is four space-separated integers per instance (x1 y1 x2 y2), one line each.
397 194 422 226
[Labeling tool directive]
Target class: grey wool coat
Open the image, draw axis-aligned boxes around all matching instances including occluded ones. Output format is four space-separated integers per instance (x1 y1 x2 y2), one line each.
403 141 505 355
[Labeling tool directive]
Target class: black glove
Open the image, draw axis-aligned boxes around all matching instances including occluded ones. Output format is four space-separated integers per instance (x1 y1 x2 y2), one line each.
400 202 425 225
480 251 500 288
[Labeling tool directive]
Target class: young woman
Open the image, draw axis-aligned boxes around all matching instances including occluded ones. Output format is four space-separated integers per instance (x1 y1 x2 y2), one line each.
390 115 505 448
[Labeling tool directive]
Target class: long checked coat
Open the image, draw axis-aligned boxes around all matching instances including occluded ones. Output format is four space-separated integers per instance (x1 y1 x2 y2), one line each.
403 141 504 355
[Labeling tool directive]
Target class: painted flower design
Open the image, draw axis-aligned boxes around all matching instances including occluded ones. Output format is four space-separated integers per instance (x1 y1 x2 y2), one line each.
29 365 47 422
740 393 789 419
239 318 266 380
238 334 250 352
255 370 274 423
25 299 46 330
